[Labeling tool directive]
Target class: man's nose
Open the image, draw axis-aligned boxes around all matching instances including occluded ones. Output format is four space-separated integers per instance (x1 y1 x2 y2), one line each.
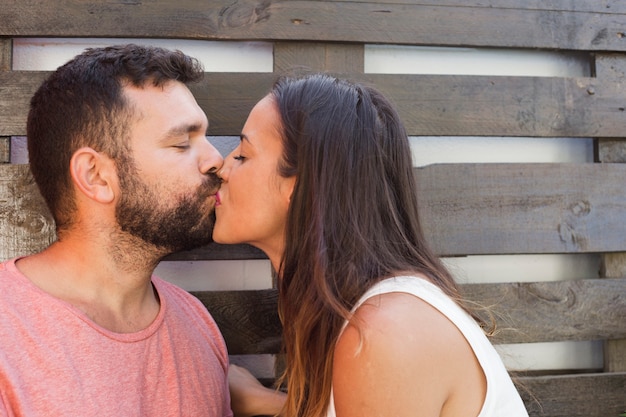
199 139 224 175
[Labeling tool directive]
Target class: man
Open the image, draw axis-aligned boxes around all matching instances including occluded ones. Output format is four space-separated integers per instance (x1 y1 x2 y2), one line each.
0 44 231 416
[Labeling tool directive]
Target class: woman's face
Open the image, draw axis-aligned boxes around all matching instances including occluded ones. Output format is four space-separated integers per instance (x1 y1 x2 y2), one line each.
213 95 295 264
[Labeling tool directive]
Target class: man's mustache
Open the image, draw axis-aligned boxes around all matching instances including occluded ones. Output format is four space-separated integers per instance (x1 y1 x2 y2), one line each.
199 173 222 197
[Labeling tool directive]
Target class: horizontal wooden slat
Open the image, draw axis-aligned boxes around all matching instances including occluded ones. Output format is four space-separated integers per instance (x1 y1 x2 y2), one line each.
273 42 365 74
416 163 626 256
464 279 626 344
1 1 626 51
3 70 626 138
165 243 267 261
361 73 620 138
517 372 626 417
193 278 626 354
3 163 626 260
0 71 47 137
347 0 626 14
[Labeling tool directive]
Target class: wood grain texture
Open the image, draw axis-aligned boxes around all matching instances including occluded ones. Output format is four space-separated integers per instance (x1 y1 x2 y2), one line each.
0 71 47 136
192 289 281 355
0 138 9 163
1 1 625 51
0 164 55 261
518 372 626 417
463 279 626 344
416 163 626 256
164 242 267 261
189 73 276 136
193 278 626 354
0 38 10 72
274 42 364 73
597 139 626 162
3 70 626 138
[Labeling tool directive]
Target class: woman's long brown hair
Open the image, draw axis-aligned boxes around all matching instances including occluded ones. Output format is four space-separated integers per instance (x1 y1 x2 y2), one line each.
271 73 475 417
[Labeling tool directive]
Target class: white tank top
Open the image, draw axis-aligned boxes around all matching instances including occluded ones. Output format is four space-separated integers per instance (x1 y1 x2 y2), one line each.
325 276 529 417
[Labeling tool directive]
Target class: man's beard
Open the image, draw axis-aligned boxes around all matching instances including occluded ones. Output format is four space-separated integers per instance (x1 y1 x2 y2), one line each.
115 164 221 254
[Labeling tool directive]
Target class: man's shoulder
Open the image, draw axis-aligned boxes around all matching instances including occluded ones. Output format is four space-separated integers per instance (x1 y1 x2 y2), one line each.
151 275 209 314
0 257 22 287
151 275 192 298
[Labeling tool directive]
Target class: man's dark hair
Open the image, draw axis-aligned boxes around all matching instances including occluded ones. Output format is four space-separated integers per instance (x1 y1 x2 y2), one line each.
26 44 204 231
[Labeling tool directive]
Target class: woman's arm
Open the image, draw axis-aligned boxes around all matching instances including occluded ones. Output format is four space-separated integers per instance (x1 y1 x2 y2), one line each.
228 364 287 417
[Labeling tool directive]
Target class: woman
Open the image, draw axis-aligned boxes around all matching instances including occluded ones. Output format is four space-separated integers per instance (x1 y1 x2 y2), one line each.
214 73 528 417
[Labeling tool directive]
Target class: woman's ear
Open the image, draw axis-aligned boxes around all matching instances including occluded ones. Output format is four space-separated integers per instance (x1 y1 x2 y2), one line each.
69 147 116 204
284 176 296 204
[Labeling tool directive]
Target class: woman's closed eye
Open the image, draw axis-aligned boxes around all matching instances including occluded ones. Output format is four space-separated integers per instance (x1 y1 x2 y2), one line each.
233 155 246 161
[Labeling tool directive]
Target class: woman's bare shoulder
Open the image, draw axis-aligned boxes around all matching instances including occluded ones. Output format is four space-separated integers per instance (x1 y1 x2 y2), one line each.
332 291 485 417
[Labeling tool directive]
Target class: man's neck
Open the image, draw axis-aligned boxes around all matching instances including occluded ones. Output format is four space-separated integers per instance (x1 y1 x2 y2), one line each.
16 238 162 333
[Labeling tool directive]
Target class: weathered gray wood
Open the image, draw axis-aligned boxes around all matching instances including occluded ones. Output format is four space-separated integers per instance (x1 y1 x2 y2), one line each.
597 126 626 373
597 139 626 162
594 62 626 372
0 138 8 163
463 279 626 344
595 52 626 81
189 73 276 136
342 0 626 13
606 337 626 373
193 278 626 354
0 38 10 71
417 163 626 256
3 163 626 258
3 70 626 138
1 1 626 51
0 164 55 260
274 42 364 74
192 289 281 355
600 257 626 375
517 372 626 417
360 72 623 139
602 253 626 277
0 71 47 136
164 243 267 261
1 38 13 164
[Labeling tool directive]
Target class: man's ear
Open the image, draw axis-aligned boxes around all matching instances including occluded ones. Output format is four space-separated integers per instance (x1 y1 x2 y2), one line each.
69 147 116 204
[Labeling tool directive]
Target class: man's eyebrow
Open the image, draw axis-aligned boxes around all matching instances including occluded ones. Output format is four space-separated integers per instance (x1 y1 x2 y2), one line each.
161 123 207 141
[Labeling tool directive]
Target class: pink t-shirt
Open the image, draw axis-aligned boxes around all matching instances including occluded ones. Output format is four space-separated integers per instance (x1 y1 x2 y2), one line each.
0 258 233 417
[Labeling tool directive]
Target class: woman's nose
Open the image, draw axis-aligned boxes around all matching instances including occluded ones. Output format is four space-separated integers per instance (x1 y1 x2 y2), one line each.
217 157 232 182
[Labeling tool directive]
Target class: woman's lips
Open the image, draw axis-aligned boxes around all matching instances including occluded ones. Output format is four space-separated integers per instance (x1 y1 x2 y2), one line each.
215 191 221 207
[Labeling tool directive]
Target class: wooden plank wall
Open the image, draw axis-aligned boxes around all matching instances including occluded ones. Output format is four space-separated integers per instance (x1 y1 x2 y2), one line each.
1 1 625 416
